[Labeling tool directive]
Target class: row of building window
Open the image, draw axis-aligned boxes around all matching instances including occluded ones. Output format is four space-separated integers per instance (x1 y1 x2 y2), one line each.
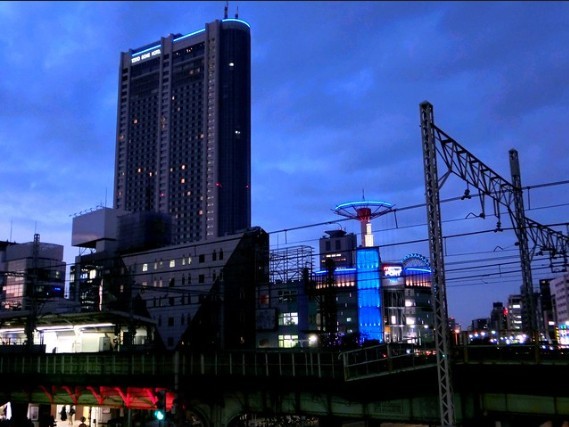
140 249 225 272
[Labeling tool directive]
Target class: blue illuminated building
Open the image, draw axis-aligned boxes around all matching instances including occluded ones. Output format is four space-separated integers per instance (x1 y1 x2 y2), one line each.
356 247 383 341
309 232 434 348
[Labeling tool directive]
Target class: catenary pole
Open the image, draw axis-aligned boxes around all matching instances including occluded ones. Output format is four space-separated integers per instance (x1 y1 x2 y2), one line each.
420 101 456 426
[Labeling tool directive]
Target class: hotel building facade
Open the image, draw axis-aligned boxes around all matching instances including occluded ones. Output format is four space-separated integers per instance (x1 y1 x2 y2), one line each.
113 18 251 245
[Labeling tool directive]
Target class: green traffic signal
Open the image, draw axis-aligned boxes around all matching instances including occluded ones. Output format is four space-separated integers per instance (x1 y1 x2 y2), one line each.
154 390 166 420
154 410 165 421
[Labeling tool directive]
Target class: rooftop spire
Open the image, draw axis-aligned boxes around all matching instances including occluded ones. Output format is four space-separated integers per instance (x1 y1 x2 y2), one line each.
224 1 228 19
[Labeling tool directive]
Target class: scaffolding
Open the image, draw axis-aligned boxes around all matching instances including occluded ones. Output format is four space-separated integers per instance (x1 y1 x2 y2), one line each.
269 245 314 284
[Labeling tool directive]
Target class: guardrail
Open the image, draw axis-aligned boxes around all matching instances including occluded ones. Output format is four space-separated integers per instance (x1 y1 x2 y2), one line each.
455 343 569 364
0 352 174 376
340 344 438 380
1 344 566 384
179 349 341 378
0 349 343 380
339 343 569 381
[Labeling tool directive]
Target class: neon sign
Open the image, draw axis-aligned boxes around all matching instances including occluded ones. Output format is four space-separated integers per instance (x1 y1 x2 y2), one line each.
131 48 162 64
382 265 402 277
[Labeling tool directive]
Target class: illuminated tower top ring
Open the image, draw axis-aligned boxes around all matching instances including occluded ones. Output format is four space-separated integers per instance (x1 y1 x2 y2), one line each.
333 199 394 247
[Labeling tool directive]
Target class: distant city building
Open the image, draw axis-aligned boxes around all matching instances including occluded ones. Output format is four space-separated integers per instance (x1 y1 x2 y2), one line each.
471 318 489 331
401 253 434 346
489 301 507 333
286 231 434 348
318 229 357 270
551 272 569 345
117 211 173 253
507 294 523 331
70 207 124 310
539 279 556 342
255 226 435 350
0 235 69 350
113 18 252 245
382 261 405 343
0 235 65 314
551 272 569 323
66 16 258 352
71 208 269 351
120 227 269 350
256 245 317 348
519 284 541 336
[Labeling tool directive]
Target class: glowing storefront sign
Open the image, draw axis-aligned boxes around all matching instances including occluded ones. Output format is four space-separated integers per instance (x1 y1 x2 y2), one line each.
558 324 569 346
382 265 402 277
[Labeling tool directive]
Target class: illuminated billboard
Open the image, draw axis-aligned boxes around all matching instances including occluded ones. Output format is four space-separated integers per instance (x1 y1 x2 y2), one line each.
381 263 404 287
558 323 569 346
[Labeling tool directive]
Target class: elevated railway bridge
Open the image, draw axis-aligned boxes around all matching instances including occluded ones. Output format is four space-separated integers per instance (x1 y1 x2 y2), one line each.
1 344 568 427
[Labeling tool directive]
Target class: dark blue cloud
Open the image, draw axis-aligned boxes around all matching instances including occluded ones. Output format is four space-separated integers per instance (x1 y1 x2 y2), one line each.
0 1 567 327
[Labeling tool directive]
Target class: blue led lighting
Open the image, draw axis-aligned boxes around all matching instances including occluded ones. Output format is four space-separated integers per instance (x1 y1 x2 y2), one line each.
314 267 357 276
335 200 393 210
132 20 249 58
131 44 160 57
402 252 431 267
174 29 205 43
222 18 251 28
356 247 383 342
405 267 432 274
131 29 205 57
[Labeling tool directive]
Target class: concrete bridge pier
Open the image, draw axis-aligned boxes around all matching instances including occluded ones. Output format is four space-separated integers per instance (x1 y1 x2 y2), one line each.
185 395 244 427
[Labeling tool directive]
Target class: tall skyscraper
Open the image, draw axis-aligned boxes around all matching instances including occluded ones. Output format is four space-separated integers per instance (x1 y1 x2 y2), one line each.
113 17 251 245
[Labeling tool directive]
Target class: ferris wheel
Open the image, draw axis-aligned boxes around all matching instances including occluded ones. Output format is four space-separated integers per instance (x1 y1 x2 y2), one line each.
402 252 431 270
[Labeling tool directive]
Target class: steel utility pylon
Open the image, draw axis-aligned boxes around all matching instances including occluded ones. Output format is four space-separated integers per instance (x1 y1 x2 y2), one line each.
420 100 569 426
420 102 455 427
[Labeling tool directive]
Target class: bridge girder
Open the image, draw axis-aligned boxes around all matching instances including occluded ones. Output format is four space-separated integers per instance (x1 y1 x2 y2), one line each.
5 385 161 410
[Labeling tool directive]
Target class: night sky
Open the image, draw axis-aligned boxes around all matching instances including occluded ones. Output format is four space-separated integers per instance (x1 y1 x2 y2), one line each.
1 1 568 328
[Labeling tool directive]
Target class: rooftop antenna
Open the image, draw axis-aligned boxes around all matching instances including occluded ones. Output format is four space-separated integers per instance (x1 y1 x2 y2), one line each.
235 5 239 19
224 1 228 19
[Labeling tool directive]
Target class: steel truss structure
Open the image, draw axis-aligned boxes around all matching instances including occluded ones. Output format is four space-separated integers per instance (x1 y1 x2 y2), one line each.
420 101 569 426
269 245 314 284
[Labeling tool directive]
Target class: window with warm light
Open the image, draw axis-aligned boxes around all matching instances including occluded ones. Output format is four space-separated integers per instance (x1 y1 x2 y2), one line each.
278 334 298 348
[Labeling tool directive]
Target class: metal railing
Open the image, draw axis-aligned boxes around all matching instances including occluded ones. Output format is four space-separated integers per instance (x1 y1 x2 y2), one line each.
1 344 567 383
178 349 341 378
0 352 174 376
340 344 438 381
340 342 569 381
0 349 342 380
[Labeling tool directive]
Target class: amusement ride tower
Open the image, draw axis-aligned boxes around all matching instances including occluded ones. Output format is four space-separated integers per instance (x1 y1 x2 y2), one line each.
331 196 394 343
333 198 394 247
